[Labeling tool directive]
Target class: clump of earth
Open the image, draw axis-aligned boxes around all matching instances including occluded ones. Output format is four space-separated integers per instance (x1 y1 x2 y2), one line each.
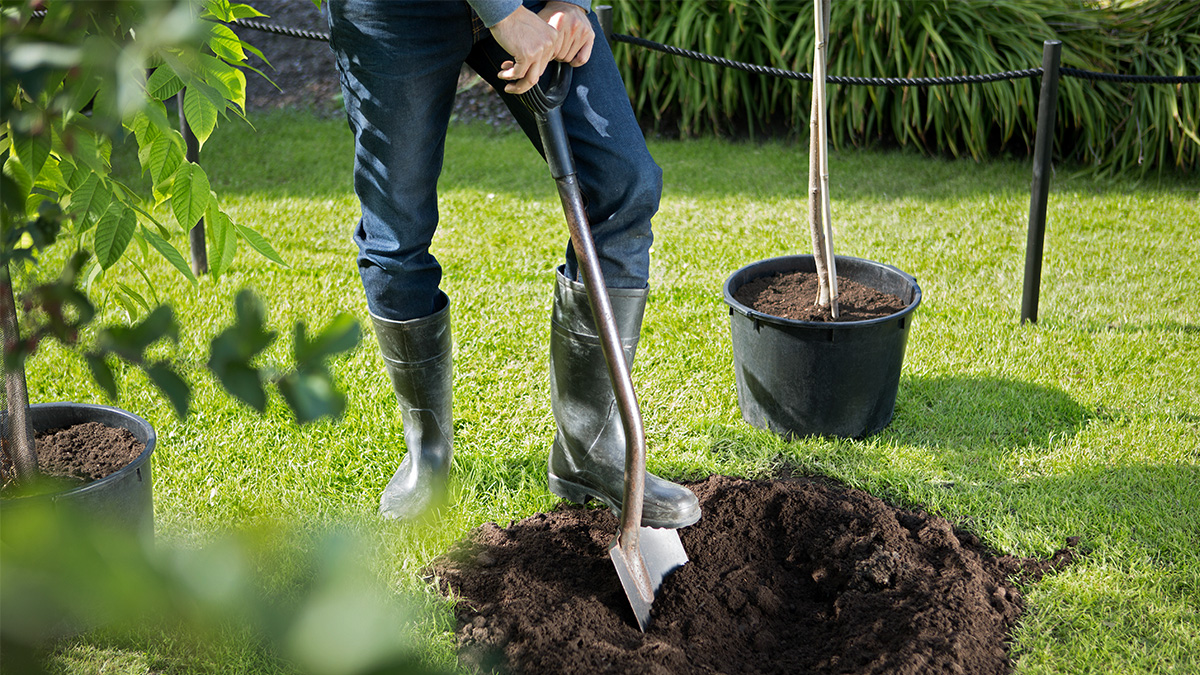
431 475 1075 675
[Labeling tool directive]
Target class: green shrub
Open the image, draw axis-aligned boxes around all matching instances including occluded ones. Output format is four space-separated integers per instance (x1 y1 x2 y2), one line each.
609 0 1198 175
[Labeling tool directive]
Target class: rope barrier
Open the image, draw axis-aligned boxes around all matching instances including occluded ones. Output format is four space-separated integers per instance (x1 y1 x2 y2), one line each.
227 18 1199 87
613 33 1045 86
1059 67 1200 84
231 18 331 43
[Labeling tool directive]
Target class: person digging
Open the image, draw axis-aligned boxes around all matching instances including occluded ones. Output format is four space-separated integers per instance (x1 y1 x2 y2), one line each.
325 0 700 529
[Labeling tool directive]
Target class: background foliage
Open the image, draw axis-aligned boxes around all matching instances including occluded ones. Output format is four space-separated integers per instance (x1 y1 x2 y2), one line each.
609 0 1199 176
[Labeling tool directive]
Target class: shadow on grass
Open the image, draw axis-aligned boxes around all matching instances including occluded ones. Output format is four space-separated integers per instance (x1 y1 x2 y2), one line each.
705 374 1092 491
887 374 1090 451
712 374 1089 457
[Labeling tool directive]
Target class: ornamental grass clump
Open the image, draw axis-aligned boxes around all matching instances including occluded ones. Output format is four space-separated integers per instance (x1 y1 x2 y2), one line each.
611 0 1198 175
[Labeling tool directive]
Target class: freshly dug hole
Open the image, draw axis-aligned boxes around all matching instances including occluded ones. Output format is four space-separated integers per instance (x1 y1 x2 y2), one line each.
431 474 1074 675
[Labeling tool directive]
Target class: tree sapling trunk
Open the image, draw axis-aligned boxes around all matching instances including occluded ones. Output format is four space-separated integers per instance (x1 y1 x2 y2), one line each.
1 262 38 485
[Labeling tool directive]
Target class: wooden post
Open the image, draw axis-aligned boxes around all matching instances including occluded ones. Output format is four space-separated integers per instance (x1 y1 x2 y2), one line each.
1021 40 1062 324
596 5 612 42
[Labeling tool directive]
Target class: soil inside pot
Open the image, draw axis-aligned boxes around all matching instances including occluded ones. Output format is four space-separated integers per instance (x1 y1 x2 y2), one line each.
734 271 908 322
1 423 144 496
431 474 1076 675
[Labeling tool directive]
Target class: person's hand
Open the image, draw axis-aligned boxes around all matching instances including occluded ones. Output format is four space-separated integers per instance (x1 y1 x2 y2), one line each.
538 2 594 67
490 3 595 94
489 6 557 94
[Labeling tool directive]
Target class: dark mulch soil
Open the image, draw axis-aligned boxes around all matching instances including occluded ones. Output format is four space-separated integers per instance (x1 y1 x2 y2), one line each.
734 271 909 322
431 475 1075 675
1 423 144 493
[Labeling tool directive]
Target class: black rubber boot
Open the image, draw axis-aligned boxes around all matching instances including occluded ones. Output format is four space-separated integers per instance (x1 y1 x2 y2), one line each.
547 267 701 529
371 292 453 520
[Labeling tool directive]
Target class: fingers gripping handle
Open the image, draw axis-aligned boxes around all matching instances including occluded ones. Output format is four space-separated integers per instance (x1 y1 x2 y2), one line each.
518 63 575 180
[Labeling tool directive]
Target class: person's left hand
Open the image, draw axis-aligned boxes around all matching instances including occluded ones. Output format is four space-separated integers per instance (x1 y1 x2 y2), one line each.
539 1 594 67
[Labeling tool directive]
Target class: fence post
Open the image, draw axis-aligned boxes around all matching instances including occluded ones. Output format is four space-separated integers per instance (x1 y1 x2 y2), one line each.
177 91 209 276
1021 40 1062 324
596 5 612 42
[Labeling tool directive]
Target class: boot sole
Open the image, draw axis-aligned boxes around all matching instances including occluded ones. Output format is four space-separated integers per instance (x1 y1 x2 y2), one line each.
548 474 701 529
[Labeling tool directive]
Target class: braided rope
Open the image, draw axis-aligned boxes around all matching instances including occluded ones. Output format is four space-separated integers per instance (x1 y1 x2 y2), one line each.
231 18 331 43
614 33 1043 86
223 18 1199 88
1059 66 1200 84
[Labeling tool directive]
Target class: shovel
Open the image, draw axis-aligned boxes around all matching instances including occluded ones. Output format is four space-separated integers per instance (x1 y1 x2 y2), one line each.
517 63 688 632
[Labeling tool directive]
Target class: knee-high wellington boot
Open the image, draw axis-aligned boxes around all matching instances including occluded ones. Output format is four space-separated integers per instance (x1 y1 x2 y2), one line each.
547 268 701 529
371 293 453 520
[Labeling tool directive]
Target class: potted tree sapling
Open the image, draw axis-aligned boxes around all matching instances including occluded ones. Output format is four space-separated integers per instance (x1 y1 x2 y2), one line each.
1 0 359 540
722 0 922 439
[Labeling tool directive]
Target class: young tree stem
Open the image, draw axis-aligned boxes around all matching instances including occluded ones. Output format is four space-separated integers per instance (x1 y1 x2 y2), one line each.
1 262 38 484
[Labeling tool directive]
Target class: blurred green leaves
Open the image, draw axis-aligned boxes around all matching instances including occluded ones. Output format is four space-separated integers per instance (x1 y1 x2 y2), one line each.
210 290 361 423
0 504 451 675
2 0 291 343
1 0 361 450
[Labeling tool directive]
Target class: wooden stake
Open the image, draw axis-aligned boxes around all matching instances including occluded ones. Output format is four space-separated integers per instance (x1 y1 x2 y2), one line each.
809 73 829 307
813 0 839 317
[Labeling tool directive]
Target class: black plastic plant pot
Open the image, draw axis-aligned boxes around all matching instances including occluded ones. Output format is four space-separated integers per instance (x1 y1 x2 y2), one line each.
723 255 922 439
1 403 156 542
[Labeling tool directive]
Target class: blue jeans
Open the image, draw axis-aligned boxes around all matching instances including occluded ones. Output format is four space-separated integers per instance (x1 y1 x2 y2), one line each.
327 0 662 321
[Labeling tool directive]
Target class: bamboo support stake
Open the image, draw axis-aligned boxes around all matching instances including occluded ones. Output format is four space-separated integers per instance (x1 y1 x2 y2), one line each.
813 0 839 317
809 79 830 306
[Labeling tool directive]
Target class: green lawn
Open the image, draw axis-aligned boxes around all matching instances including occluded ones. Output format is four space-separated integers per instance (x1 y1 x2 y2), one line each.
26 109 1200 674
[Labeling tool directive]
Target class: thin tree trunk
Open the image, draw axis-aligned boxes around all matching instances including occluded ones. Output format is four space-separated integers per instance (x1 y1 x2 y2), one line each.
1 262 38 484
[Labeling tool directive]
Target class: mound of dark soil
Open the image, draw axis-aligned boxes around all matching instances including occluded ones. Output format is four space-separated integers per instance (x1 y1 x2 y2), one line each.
431 475 1074 675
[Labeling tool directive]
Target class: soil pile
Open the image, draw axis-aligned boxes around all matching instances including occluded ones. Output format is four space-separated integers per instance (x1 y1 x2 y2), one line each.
431 475 1074 675
734 271 909 322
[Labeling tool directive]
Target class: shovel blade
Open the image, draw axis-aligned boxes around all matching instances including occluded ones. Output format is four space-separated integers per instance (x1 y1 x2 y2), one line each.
607 526 688 632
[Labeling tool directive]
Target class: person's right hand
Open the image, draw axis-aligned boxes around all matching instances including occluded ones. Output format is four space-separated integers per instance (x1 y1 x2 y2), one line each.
489 6 558 95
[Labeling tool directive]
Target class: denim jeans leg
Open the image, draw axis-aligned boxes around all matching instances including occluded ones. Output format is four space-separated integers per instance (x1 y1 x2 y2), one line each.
327 0 475 321
466 9 660 289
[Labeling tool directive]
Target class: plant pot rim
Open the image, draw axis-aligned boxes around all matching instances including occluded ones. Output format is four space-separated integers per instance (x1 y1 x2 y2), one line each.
723 254 922 329
1 402 156 504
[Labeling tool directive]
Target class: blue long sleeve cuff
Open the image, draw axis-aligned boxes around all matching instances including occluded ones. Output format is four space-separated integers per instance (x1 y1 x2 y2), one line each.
468 0 592 28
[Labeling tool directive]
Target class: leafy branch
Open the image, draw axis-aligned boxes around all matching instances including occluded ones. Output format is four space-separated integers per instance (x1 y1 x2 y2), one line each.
1 1 361 487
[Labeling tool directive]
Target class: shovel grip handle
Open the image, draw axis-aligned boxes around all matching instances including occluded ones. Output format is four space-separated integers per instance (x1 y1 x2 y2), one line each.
517 61 572 114
517 63 575 180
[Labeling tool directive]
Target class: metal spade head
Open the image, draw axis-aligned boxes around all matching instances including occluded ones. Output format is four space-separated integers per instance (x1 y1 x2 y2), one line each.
607 525 689 632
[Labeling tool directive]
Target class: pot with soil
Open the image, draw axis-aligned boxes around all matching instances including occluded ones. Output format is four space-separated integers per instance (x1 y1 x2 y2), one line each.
1 403 156 543
723 254 921 439
721 0 921 439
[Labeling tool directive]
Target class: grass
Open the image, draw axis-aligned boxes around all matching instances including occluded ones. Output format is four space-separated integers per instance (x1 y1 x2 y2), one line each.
23 108 1200 673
